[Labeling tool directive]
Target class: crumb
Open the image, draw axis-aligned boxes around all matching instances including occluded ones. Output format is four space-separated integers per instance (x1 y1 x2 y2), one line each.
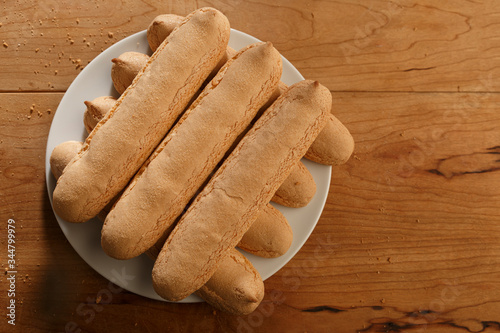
377 271 380 274
0 23 2 27
353 154 361 161
35 48 39 52
76 18 80 24
380 298 386 304
37 110 42 117
96 295 101 304
40 33 43 36
416 219 420 223
108 32 113 38
387 257 392 263
86 42 90 47
27 115 31 120
3 42 8 48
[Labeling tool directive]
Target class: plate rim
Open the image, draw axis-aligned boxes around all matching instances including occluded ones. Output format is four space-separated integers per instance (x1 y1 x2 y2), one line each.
45 28 331 303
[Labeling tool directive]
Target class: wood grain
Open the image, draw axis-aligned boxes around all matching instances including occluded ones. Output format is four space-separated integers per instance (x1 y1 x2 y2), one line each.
1 1 500 92
1 1 500 332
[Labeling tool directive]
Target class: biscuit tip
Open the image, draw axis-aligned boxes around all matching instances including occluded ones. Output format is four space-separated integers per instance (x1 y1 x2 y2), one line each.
111 58 119 64
83 100 91 107
313 80 320 87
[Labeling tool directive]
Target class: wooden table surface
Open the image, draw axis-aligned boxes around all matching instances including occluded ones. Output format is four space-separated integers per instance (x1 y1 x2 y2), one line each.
1 1 500 332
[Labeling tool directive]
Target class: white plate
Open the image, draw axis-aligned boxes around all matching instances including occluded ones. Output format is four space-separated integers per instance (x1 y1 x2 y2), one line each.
45 29 331 303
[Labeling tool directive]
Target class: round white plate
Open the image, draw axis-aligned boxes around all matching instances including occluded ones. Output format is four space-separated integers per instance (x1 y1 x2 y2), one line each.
45 29 331 303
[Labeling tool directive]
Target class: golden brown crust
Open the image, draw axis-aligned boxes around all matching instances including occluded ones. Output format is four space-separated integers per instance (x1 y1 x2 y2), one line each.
272 161 316 208
195 249 264 315
152 80 331 301
146 14 184 52
305 112 355 165
111 52 149 95
85 57 317 209
102 41 282 260
146 15 354 166
83 96 117 134
238 203 292 258
49 141 84 180
52 8 230 223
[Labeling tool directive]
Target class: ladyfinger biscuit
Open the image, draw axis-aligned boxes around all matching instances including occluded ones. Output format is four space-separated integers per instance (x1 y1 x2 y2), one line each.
102 41 282 259
271 161 316 208
238 203 292 258
49 141 83 180
305 112 355 165
110 51 316 208
195 248 264 315
111 52 150 94
80 97 295 259
152 80 331 301
147 14 184 52
83 96 117 134
147 15 354 166
50 145 264 315
52 8 230 223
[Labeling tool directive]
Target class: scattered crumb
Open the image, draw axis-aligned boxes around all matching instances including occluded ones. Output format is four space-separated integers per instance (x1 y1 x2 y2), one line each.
387 257 392 263
35 48 39 52
108 32 113 38
0 23 3 27
96 294 102 304
86 42 90 47
380 298 386 304
40 33 43 36
377 271 380 274
3 42 8 48
47 109 52 114
416 219 420 223
76 18 80 24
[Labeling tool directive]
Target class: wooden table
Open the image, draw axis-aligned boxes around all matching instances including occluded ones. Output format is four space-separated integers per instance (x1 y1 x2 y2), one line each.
1 1 499 332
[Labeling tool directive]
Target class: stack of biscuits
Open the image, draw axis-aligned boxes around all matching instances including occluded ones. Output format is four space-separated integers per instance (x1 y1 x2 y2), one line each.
50 8 354 315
